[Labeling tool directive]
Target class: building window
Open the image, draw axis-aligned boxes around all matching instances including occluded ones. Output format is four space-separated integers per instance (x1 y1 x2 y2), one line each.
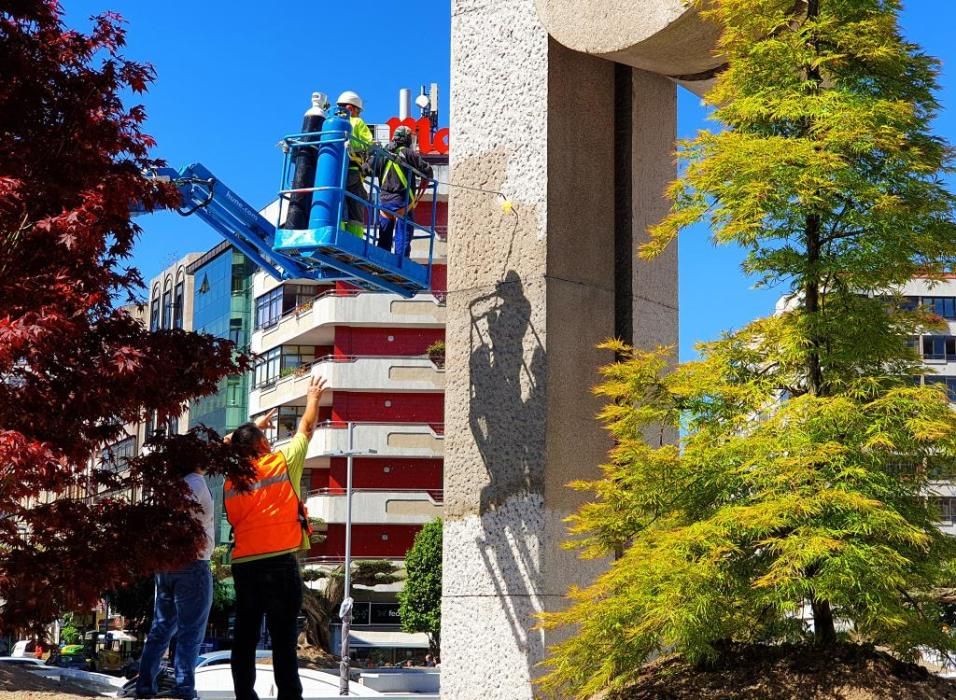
227 377 242 407
101 436 137 473
232 260 250 294
149 294 160 331
254 347 281 388
923 297 956 320
161 287 173 329
278 406 306 440
938 497 956 524
229 318 244 346
281 345 317 372
255 288 283 330
922 336 956 362
900 296 919 312
925 375 956 401
173 281 185 329
167 415 179 435
254 285 322 330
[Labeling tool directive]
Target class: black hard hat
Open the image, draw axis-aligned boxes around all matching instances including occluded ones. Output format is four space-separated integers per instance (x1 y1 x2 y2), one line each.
392 126 413 147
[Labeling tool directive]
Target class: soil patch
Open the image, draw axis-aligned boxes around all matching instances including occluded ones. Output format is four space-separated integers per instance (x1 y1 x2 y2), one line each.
0 663 100 699
604 643 956 700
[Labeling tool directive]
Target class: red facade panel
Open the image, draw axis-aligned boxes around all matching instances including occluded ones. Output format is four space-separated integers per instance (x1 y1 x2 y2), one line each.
430 264 447 294
310 524 423 559
331 391 444 425
315 457 443 491
333 327 443 358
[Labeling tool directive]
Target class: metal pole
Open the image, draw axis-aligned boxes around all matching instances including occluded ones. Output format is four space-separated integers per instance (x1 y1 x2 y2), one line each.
339 422 355 695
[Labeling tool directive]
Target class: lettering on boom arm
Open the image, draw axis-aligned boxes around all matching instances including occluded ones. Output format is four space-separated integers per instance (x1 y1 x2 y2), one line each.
385 117 449 155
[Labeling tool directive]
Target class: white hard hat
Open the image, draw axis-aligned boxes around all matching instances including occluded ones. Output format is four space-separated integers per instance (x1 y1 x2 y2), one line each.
336 91 364 111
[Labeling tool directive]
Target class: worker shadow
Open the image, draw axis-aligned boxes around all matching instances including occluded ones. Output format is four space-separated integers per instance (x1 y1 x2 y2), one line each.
468 269 548 683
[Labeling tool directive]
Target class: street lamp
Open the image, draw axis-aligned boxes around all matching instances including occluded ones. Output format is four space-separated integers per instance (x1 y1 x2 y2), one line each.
336 421 376 696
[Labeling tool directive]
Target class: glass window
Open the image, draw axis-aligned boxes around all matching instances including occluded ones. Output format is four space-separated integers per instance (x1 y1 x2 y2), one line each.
161 288 173 329
167 415 179 435
277 406 306 441
227 377 242 407
281 345 318 374
925 375 956 401
938 498 956 524
229 318 245 347
922 336 956 361
101 436 137 472
900 296 919 312
254 347 281 388
255 288 283 330
923 297 956 320
173 281 185 329
149 295 160 331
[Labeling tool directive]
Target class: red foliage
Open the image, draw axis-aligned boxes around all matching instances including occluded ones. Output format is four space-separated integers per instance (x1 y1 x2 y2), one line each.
0 2 253 630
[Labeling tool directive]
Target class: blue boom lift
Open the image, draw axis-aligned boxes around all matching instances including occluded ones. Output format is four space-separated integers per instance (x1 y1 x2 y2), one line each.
145 95 439 298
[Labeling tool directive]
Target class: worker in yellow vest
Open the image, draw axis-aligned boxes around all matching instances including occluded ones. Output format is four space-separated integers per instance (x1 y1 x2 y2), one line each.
224 375 326 700
336 90 373 237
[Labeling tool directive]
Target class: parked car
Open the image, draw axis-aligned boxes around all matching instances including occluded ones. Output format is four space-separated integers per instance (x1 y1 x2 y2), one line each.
196 649 272 669
0 656 46 667
46 649 94 671
118 650 273 698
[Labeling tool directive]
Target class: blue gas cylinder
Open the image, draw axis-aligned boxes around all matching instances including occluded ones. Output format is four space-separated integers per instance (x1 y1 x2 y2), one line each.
309 111 353 236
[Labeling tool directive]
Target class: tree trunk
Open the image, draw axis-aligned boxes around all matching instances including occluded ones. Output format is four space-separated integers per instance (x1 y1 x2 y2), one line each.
812 597 837 647
803 0 837 648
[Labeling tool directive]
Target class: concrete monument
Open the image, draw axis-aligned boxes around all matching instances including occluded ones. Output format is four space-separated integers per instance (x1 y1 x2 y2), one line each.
443 2 719 697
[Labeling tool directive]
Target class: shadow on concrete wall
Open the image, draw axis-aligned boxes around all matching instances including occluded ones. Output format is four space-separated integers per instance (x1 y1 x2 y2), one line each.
467 269 547 683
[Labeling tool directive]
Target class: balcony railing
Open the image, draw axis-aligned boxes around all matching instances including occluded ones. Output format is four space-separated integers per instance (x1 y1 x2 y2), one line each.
271 421 445 460
308 487 444 504
251 290 446 354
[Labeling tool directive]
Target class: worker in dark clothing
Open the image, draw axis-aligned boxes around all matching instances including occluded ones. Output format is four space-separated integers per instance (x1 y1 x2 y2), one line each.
371 126 433 257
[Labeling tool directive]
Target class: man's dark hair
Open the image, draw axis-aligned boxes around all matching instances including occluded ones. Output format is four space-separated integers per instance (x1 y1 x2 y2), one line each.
231 422 267 463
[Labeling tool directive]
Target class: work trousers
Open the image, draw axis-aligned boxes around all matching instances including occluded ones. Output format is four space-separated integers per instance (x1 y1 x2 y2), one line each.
231 553 303 700
345 168 367 235
377 215 413 258
135 560 212 699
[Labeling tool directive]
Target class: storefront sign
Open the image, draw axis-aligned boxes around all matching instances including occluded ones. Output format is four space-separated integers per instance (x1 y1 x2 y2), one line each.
336 602 401 626
385 117 449 156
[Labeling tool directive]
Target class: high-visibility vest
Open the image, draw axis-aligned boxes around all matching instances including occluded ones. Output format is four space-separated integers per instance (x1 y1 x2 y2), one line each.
348 116 373 169
224 451 308 561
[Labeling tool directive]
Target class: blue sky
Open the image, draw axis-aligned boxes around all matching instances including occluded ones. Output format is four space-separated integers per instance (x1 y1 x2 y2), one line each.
63 2 955 361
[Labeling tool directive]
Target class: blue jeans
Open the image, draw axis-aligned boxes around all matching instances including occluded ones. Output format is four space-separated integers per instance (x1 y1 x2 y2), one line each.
135 560 212 699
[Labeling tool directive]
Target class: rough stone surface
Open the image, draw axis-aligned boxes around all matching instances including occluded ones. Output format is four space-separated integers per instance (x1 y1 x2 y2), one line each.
445 1 685 697
535 0 723 78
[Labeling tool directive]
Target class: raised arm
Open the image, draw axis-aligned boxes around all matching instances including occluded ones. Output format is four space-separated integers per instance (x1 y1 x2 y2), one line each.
297 375 327 441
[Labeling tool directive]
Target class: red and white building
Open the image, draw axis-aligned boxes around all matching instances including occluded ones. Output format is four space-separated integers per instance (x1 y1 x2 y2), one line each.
248 116 449 568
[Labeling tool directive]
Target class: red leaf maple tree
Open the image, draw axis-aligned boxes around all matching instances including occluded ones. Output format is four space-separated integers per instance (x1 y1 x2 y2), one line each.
0 2 254 631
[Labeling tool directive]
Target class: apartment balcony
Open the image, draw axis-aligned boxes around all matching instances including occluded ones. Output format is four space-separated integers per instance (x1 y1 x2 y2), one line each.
251 291 445 353
305 488 443 526
274 421 444 461
249 355 445 414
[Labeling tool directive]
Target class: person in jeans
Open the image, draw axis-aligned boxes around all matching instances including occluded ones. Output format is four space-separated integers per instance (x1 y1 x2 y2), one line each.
134 462 215 699
225 375 326 700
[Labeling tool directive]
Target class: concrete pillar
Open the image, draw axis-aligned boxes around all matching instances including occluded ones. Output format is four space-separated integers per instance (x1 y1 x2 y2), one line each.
443 2 682 698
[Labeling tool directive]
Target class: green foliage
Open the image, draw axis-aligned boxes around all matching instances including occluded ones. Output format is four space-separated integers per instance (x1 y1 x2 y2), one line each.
59 613 80 645
539 1 956 697
398 518 442 654
210 545 234 617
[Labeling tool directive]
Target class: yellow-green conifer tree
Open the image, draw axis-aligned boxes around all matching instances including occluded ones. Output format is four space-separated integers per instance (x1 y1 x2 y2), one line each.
540 1 956 697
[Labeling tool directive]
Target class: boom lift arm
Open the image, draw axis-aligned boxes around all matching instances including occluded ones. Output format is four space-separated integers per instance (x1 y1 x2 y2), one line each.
149 163 338 283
